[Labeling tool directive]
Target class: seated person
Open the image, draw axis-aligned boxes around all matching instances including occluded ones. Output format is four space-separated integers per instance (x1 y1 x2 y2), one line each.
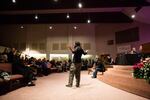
130 47 137 54
92 58 105 78
12 53 36 86
106 55 114 65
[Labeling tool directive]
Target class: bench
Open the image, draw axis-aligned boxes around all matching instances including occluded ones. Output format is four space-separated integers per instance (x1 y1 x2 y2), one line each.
0 63 24 94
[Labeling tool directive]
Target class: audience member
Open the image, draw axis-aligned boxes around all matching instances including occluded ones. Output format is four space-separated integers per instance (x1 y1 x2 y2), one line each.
130 47 137 54
1 48 9 62
7 48 16 63
11 49 36 86
92 58 105 78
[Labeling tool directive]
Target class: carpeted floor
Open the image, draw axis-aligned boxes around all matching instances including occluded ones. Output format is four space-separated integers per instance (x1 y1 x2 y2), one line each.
0 71 148 100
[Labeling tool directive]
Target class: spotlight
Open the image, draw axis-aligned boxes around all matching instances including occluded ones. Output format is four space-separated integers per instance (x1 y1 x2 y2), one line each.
54 0 58 2
131 14 135 19
66 14 70 19
74 26 77 29
12 0 16 3
78 2 82 8
21 26 24 29
87 19 91 23
49 26 53 29
35 15 38 20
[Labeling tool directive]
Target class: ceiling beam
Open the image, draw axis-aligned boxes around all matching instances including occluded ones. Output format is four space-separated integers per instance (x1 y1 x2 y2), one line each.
0 8 127 15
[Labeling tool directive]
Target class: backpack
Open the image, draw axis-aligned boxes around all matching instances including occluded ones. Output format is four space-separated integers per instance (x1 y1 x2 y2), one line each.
0 70 10 81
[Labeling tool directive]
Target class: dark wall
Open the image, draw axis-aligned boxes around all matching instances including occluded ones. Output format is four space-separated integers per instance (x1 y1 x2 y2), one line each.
115 27 139 44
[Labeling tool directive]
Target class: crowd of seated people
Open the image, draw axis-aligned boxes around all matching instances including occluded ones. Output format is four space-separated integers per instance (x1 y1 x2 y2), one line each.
0 47 75 86
0 48 37 86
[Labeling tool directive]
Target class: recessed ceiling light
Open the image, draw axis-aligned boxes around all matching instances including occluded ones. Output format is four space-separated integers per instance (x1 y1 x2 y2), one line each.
131 14 135 19
78 2 82 8
49 26 53 29
87 19 91 23
21 26 24 29
66 14 70 19
12 0 16 3
54 0 58 2
74 26 77 29
35 15 38 20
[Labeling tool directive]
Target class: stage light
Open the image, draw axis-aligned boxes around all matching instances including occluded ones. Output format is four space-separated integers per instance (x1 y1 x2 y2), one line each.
35 15 38 20
12 0 16 3
21 26 24 29
74 26 77 29
78 2 82 8
54 0 58 2
66 14 70 19
131 14 135 19
49 26 53 29
87 19 91 23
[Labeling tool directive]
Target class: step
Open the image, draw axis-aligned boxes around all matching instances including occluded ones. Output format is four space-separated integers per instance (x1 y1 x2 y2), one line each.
105 65 114 68
106 68 133 75
99 77 150 99
99 75 150 91
99 74 149 88
98 74 150 99
112 65 133 70
102 70 132 78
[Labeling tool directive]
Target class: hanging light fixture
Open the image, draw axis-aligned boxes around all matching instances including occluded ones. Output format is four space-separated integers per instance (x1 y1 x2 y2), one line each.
49 26 53 30
87 14 91 23
131 14 135 19
21 26 24 29
87 19 91 23
78 0 83 8
35 14 38 20
12 0 16 3
66 13 70 19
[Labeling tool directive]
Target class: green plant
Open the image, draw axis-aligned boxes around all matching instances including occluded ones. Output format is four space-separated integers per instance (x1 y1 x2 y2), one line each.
133 63 144 78
133 62 150 84
143 62 150 83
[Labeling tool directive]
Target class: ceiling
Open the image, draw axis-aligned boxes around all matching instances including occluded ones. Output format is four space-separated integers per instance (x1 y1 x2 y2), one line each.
0 0 150 24
135 7 150 24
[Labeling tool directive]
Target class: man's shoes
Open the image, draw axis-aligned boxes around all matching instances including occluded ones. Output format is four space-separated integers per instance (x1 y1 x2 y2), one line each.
66 84 72 87
91 76 96 78
27 81 35 86
76 85 79 87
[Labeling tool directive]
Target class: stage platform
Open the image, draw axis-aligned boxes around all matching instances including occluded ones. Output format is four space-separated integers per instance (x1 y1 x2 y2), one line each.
98 65 150 99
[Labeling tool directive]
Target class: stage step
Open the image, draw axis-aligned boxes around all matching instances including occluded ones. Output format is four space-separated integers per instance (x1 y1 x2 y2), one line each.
99 73 149 87
106 68 133 76
105 65 114 68
98 65 150 99
112 65 133 70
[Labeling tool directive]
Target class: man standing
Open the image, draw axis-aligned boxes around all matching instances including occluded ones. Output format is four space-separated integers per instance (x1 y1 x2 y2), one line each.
66 41 87 87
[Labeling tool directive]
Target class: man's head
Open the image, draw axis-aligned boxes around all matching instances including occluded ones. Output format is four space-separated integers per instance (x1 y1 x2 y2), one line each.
75 41 81 47
132 47 136 52
12 48 16 52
